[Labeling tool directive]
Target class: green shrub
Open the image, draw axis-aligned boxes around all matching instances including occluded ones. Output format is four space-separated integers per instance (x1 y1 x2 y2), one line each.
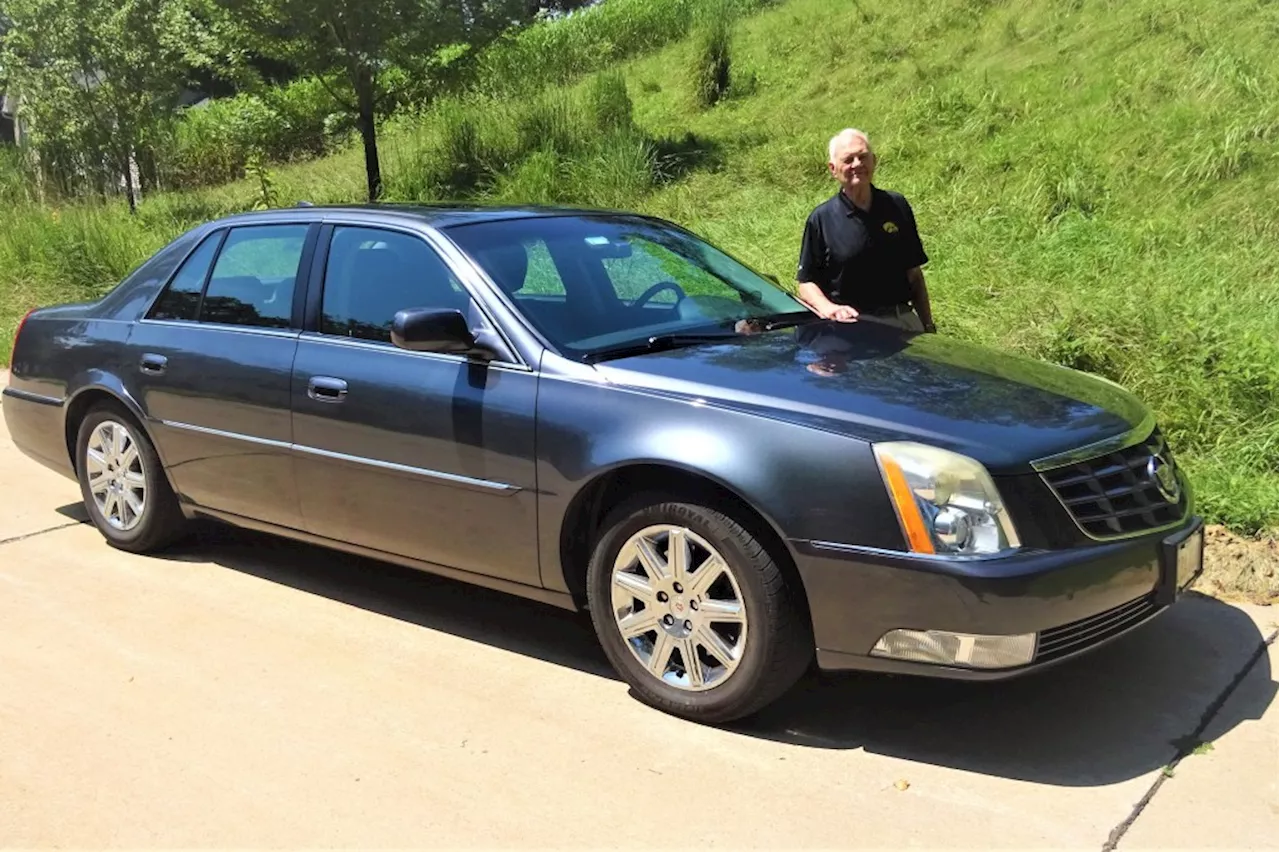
517 89 589 156
690 16 733 108
586 70 636 134
152 77 346 191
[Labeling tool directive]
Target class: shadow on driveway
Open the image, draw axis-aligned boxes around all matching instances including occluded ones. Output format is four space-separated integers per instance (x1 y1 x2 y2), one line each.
115 511 1275 789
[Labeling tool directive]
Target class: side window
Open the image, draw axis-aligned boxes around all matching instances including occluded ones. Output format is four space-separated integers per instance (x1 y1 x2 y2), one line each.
198 225 308 329
320 226 467 343
148 232 221 321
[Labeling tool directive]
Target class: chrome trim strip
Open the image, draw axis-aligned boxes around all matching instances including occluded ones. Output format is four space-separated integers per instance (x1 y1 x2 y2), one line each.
289 443 519 492
296 332 531 373
1029 412 1156 472
158 419 519 493
138 318 301 339
1 386 64 407
158 419 291 449
801 539 1022 563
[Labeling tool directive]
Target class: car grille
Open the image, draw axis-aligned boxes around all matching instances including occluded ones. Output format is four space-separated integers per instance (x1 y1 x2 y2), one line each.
1035 594 1160 663
1040 427 1188 539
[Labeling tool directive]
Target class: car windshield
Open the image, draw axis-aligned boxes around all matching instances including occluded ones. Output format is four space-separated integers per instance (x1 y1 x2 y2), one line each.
445 214 812 360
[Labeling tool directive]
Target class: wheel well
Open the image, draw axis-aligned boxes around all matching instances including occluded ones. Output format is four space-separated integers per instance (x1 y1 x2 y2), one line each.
63 389 130 467
559 464 810 619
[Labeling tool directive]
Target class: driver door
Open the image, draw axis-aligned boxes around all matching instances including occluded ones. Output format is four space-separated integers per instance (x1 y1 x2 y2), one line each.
289 223 541 588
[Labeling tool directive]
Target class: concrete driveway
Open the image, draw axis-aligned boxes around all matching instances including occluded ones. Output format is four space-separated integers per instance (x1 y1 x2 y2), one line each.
1 380 1276 849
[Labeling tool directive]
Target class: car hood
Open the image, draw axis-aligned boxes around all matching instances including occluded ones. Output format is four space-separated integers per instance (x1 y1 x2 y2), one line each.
590 320 1149 473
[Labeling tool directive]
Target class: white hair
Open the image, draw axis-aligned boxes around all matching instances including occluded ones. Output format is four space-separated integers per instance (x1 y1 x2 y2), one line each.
828 128 872 163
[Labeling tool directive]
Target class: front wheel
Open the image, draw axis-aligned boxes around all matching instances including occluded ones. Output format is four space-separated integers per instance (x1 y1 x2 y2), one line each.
586 498 813 724
75 404 189 553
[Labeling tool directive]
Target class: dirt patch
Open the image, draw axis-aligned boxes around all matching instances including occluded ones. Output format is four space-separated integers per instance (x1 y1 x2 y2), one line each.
1191 525 1279 606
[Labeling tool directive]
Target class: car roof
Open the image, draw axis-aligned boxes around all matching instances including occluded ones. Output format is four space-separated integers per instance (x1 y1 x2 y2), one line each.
207 202 644 230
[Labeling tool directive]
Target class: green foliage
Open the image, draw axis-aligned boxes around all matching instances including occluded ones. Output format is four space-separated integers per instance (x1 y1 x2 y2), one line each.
0 0 223 210
205 0 525 200
472 0 772 98
245 149 278 209
152 76 346 190
381 74 654 203
586 71 636 135
0 147 37 207
690 14 732 109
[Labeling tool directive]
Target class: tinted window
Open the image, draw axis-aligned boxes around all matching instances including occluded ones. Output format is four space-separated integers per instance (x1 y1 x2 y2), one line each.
448 215 807 357
148 232 221 321
320 226 467 343
199 225 308 328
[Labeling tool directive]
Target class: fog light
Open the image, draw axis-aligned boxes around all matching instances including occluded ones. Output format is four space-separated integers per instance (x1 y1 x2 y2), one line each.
871 629 1037 669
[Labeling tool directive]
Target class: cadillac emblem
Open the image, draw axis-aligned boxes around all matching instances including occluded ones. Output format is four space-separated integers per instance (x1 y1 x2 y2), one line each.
1146 454 1181 503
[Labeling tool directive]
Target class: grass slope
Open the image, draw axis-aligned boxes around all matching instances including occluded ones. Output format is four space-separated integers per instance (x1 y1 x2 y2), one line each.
1 0 1276 532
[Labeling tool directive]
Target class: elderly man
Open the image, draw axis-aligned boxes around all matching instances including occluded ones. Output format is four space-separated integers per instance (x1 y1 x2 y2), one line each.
795 128 935 332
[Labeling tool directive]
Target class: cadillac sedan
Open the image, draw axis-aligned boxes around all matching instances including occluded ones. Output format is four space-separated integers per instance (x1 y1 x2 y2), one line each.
2 204 1204 723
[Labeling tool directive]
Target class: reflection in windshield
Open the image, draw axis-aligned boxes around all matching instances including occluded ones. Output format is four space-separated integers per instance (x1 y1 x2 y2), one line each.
443 214 809 358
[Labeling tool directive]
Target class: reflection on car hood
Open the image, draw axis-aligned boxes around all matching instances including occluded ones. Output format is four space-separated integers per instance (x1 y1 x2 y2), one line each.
590 320 1149 472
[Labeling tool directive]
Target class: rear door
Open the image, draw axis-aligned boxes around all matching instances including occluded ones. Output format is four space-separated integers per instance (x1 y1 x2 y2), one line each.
130 222 317 529
289 222 542 587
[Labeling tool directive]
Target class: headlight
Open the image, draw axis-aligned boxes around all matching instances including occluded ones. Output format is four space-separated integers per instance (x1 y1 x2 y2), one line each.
872 441 1020 557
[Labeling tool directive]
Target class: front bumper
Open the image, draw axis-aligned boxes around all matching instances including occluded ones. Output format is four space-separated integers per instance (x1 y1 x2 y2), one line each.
791 515 1205 679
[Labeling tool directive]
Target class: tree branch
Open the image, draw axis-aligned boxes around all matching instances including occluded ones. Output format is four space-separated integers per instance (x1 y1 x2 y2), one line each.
314 72 357 113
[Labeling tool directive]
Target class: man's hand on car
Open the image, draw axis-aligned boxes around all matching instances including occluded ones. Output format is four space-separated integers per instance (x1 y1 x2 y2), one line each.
824 303 858 322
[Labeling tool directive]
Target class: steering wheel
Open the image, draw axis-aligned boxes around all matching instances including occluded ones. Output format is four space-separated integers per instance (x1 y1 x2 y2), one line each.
630 280 687 310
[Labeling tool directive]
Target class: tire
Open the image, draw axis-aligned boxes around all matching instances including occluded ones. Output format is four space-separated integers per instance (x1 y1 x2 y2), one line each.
586 496 813 724
74 403 189 553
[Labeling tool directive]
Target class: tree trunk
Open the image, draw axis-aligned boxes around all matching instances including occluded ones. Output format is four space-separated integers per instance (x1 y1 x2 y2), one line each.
356 66 381 202
122 148 138 214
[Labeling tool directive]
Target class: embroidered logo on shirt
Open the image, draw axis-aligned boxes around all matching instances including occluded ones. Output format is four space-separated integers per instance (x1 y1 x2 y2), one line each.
883 221 899 234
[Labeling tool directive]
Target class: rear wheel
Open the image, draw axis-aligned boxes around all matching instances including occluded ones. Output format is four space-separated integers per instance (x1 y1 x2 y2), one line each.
75 404 189 552
586 497 812 723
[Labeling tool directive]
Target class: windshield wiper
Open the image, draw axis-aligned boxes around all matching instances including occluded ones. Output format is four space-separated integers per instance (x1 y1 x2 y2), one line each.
582 332 740 363
758 311 822 330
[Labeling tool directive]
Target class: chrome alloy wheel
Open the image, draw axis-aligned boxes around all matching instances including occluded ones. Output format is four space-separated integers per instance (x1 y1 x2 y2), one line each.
610 524 748 691
85 420 147 532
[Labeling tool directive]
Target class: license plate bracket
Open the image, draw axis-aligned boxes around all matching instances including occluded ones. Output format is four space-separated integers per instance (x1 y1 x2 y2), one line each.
1157 517 1204 606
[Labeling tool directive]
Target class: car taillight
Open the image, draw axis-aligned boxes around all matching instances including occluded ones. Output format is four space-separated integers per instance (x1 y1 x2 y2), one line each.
12 308 36 351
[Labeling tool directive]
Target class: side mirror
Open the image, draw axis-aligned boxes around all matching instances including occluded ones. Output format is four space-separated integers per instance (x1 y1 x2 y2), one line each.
391 308 493 359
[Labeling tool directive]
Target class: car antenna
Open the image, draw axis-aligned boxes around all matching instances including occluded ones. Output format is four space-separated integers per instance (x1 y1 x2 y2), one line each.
296 200 314 207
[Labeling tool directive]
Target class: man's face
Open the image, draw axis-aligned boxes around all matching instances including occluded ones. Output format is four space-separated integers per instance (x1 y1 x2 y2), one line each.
829 137 875 189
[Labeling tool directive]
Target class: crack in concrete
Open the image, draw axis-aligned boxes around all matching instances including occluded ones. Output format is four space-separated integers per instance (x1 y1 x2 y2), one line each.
0 520 85 547
1101 626 1279 852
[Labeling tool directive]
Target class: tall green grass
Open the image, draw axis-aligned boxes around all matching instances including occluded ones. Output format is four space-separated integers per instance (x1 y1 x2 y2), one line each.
472 0 773 97
0 0 1275 534
0 147 39 207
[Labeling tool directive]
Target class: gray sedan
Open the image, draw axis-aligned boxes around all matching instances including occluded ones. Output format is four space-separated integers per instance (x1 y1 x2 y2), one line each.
2 204 1204 722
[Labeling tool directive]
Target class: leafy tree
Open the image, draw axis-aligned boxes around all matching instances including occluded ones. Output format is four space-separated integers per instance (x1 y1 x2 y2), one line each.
215 0 529 202
0 0 218 211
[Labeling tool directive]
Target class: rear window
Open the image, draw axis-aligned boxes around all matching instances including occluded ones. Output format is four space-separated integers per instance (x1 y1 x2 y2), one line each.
198 225 308 329
148 233 221 321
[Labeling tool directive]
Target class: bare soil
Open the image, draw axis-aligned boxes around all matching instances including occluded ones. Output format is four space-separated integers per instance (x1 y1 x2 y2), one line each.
1194 525 1279 606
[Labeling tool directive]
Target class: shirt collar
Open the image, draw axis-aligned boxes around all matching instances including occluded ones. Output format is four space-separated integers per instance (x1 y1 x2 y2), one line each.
835 185 878 217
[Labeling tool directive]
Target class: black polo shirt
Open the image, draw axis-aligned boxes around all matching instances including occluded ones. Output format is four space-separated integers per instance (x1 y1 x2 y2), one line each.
796 186 928 312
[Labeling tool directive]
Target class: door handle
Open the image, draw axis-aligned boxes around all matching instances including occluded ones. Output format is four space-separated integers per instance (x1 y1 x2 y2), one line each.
139 354 167 375
308 376 348 403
